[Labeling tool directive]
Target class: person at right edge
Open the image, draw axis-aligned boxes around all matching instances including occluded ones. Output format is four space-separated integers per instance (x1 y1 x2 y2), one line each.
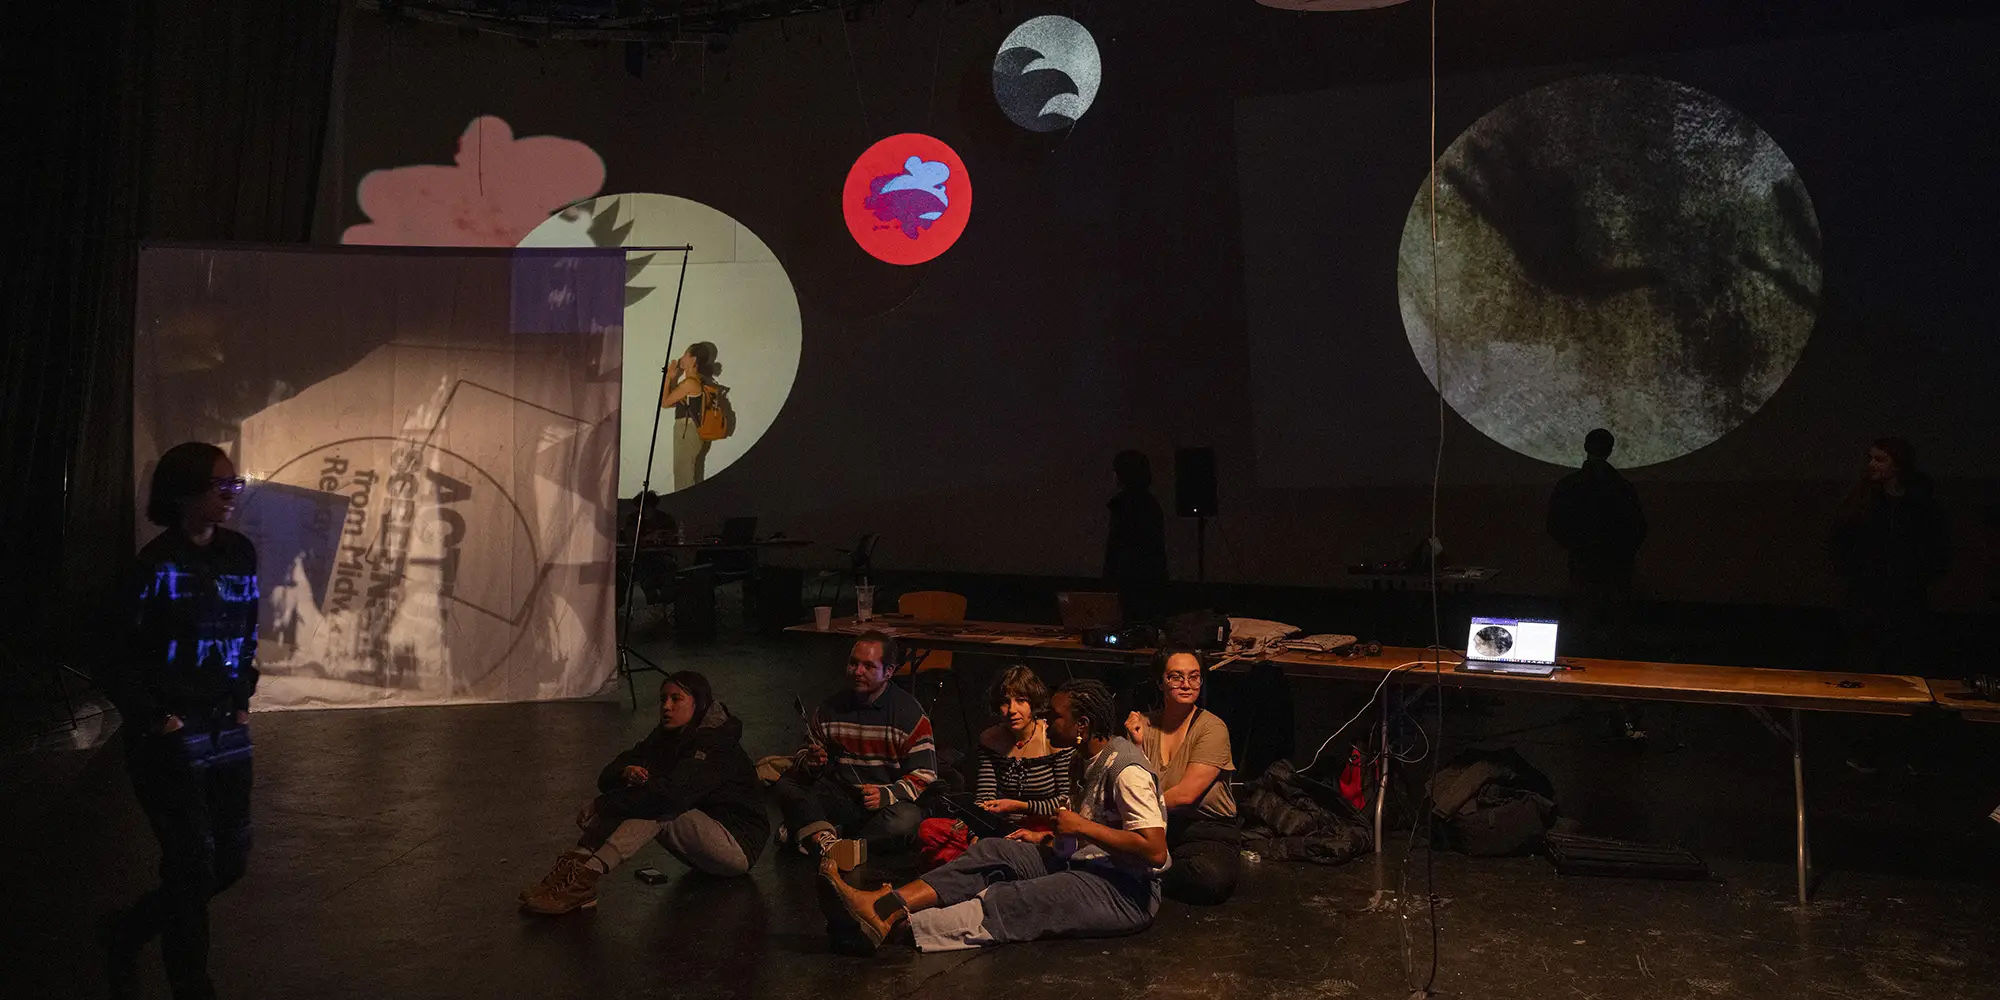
1127 650 1241 905
1829 437 1951 774
100 442 261 1000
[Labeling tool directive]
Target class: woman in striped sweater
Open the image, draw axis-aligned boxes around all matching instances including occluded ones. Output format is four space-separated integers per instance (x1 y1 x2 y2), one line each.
974 665 1074 822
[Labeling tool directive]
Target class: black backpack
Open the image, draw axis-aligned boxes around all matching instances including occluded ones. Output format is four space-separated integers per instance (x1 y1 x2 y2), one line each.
1426 749 1558 856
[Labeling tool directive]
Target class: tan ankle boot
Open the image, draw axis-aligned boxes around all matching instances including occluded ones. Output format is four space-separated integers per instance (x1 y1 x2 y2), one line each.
521 854 601 915
815 857 894 952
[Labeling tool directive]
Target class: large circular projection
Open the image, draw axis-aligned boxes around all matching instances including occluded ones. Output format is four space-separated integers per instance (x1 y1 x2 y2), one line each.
992 15 1102 133
1398 75 1822 468
521 194 803 496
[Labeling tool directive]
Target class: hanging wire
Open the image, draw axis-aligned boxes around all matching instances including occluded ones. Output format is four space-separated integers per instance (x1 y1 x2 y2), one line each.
838 2 875 142
925 0 949 129
1399 0 1447 995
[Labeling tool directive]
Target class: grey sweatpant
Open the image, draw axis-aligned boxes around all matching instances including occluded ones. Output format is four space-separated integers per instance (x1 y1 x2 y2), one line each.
907 838 1158 952
582 810 750 876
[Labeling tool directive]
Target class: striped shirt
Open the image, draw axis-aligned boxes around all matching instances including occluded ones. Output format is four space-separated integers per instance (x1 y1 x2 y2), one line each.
803 684 937 805
973 740 1074 817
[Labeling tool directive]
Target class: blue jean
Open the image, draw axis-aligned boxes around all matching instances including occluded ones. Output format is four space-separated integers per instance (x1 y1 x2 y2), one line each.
773 772 922 851
911 837 1157 949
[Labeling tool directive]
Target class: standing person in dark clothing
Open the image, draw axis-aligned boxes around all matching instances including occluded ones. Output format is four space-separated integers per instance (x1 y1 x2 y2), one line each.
1828 437 1951 673
1104 450 1169 621
521 671 768 915
1546 429 1648 651
100 442 260 1000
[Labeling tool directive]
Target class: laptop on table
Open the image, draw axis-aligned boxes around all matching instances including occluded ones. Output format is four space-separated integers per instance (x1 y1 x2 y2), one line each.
1459 616 1561 677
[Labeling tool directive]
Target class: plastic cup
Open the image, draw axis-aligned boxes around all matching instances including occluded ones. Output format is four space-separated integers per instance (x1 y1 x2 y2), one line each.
813 606 833 630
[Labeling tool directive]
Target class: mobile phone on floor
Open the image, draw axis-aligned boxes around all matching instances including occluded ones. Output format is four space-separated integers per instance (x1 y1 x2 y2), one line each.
635 867 669 884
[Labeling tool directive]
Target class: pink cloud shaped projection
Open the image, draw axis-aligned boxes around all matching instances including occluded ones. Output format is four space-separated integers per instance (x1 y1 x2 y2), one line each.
343 116 605 247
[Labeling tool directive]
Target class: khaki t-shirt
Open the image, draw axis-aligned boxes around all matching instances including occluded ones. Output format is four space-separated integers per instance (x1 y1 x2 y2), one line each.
1143 707 1236 820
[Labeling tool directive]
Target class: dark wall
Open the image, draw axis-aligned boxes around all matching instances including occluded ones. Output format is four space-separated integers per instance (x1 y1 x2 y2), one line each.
6 0 339 664
323 1 2000 609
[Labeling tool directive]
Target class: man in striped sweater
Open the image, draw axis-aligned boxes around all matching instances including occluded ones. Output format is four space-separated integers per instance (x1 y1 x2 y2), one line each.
776 633 936 868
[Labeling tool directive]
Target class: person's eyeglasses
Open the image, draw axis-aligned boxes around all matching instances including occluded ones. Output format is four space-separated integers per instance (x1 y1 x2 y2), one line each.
1163 672 1202 688
209 476 248 497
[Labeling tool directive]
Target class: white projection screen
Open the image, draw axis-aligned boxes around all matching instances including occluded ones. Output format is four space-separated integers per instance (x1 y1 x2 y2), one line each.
133 244 626 710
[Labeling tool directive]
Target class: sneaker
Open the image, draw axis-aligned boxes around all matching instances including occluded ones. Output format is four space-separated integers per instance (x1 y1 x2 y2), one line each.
521 853 601 915
826 838 867 872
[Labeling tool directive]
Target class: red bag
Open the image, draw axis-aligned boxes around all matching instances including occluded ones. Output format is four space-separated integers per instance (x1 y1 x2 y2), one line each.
1338 746 1368 811
917 818 971 867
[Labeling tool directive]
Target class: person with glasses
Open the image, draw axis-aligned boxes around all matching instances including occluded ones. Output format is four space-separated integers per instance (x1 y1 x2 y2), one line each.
99 442 260 1000
773 633 936 868
1124 649 1241 904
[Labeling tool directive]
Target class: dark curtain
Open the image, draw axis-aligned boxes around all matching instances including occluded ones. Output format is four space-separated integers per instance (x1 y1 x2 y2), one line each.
0 0 341 685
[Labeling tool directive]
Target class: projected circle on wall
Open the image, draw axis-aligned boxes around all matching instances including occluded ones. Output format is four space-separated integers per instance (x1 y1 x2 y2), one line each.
843 134 972 266
1397 74 1822 468
992 15 1102 132
521 194 803 496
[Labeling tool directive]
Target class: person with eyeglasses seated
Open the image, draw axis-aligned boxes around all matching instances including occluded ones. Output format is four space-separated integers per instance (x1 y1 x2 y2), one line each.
519 671 768 915
99 442 259 1000
1124 649 1241 905
817 679 1168 954
773 633 936 868
973 665 1075 822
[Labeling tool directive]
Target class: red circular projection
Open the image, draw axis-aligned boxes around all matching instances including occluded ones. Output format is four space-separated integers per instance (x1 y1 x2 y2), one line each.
842 133 971 266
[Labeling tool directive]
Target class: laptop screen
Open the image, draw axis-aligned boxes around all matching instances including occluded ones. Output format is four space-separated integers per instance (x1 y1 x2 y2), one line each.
1465 616 1559 665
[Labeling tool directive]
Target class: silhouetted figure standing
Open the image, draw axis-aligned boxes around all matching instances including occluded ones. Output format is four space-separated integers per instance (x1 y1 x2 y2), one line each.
1546 429 1647 651
1828 437 1950 673
1104 450 1169 622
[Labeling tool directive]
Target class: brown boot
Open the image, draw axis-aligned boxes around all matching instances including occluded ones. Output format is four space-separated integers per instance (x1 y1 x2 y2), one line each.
521 853 601 915
816 857 895 952
518 851 584 902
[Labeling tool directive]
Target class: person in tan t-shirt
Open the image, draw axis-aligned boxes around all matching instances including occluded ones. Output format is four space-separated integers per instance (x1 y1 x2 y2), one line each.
1125 649 1241 904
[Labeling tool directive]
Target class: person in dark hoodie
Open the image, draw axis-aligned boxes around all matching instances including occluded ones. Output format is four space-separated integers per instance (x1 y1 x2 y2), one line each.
100 442 260 1000
1104 450 1169 622
1828 437 1951 674
521 671 768 915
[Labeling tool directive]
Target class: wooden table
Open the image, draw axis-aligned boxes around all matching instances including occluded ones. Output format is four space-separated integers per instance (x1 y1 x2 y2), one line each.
1927 678 2000 724
619 537 813 554
786 616 1937 903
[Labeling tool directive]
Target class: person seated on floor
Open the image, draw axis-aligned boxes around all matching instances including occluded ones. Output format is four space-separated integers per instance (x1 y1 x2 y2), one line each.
1126 649 1242 905
773 632 937 868
973 664 1075 823
817 679 1168 954
520 671 768 915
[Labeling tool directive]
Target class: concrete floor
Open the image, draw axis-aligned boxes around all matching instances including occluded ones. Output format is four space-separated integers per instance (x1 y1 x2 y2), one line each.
5 617 1996 1000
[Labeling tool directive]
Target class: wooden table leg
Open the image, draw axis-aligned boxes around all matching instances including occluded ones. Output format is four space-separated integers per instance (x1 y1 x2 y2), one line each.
1793 708 1812 904
1373 690 1391 893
